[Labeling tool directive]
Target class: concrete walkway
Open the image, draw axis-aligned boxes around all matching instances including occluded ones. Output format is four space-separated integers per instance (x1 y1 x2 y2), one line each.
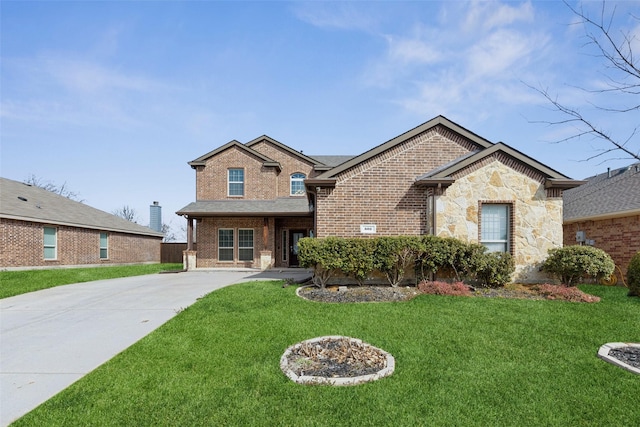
0 269 311 426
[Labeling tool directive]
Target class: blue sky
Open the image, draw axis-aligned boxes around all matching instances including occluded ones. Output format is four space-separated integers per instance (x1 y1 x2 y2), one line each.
2 1 638 240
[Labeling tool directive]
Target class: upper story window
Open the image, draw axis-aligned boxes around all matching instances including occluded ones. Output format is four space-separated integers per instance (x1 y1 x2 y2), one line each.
43 226 57 260
480 203 511 253
228 168 244 197
290 173 306 196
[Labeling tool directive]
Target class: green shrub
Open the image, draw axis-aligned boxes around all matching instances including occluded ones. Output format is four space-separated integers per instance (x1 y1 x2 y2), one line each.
626 251 640 297
298 237 346 288
373 236 422 287
341 238 375 286
541 245 615 286
471 251 515 288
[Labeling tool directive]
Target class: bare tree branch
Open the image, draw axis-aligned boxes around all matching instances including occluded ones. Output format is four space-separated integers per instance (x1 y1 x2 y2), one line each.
24 174 84 202
527 1 640 163
112 205 139 224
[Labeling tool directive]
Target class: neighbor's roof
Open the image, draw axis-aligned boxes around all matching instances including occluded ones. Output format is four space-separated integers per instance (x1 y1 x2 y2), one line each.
176 197 312 217
563 163 640 222
0 177 164 237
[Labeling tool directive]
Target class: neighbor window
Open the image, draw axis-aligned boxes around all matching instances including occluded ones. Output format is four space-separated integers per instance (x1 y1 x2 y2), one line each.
228 169 244 197
481 204 510 253
218 229 234 261
99 232 109 259
238 229 254 262
43 227 57 260
290 173 306 195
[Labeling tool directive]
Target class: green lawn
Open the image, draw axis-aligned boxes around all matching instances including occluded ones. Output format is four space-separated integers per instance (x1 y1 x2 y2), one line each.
13 282 639 426
0 263 183 299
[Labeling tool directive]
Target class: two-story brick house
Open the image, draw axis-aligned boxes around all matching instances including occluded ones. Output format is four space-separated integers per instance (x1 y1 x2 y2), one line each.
177 116 583 282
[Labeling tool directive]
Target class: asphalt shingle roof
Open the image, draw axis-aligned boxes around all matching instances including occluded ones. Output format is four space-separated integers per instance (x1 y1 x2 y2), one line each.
0 177 164 237
176 197 312 216
563 163 640 221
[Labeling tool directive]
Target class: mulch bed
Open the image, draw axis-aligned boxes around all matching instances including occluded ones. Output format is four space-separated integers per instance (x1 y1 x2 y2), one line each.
285 337 387 378
298 284 544 303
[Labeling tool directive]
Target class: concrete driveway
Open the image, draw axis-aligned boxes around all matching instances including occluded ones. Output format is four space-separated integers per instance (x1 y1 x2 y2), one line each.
0 269 311 426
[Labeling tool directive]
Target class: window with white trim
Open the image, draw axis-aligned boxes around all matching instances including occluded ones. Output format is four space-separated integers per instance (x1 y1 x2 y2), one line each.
218 229 234 261
100 232 109 259
290 173 306 195
43 227 57 260
228 169 244 197
238 229 254 262
481 204 510 253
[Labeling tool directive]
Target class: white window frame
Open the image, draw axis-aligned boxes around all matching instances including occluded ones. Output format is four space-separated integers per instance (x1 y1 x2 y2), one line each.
99 232 109 260
43 226 57 260
480 203 511 253
218 228 234 261
290 173 306 196
238 229 254 262
228 168 244 197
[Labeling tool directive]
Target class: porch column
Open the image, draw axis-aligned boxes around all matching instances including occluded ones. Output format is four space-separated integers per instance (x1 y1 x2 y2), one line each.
260 217 272 270
183 216 196 271
187 217 194 250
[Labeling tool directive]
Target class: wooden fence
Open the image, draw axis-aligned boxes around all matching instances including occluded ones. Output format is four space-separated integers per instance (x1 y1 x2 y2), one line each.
161 243 197 264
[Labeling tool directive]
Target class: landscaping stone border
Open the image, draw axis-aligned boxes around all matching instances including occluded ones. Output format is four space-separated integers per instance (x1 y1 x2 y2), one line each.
597 342 640 375
280 335 395 386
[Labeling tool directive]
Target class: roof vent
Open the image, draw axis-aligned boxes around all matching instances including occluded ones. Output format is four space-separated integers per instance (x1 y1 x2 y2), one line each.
607 167 611 178
18 196 27 202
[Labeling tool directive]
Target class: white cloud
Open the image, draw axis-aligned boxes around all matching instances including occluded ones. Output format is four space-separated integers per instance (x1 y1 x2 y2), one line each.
291 2 378 32
360 1 554 123
466 29 541 78
40 56 169 94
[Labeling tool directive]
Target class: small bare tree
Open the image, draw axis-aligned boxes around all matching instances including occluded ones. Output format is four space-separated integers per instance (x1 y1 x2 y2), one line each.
112 205 139 224
24 174 84 202
161 223 176 242
529 1 640 163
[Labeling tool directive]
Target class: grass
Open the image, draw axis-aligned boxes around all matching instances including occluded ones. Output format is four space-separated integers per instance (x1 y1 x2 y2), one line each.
13 282 640 426
0 263 183 299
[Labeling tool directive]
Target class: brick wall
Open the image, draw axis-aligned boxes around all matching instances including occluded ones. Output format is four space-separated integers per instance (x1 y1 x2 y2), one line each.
0 218 161 268
316 126 478 236
563 215 640 282
195 143 318 201
196 216 313 268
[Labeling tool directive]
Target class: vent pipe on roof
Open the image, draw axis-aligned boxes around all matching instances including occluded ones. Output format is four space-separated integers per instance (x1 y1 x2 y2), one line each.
607 167 611 178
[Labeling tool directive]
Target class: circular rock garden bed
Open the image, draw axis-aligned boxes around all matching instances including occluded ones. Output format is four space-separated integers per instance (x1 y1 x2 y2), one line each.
280 336 395 386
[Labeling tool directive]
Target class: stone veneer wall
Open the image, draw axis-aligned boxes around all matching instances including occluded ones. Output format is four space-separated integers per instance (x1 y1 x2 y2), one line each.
435 159 562 283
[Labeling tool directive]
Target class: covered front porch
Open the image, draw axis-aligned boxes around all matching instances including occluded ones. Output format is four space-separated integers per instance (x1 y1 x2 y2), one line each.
177 198 314 270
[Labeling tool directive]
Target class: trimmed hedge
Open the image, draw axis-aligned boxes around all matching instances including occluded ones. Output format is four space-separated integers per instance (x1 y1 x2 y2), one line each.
540 245 615 287
627 251 640 297
298 235 515 288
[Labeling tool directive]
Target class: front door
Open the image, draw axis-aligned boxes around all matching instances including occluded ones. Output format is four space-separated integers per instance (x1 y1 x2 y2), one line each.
289 230 305 267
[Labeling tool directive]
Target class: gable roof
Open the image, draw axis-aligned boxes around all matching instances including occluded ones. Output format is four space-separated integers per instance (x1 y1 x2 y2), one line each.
188 140 281 170
314 115 494 180
245 135 325 166
0 177 164 237
415 142 579 188
563 163 640 222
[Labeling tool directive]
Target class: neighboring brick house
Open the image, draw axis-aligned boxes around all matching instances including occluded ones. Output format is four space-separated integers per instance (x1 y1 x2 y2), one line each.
178 116 582 282
563 163 640 283
1 177 164 269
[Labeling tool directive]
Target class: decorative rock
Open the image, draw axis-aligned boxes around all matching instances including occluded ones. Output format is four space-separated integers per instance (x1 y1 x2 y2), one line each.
597 342 640 375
